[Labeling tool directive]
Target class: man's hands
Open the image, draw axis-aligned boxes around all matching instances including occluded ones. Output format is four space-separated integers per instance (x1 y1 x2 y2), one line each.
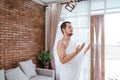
75 43 91 55
75 43 85 54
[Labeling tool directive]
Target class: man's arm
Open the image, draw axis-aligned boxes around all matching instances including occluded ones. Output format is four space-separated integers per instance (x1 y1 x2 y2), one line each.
57 42 85 64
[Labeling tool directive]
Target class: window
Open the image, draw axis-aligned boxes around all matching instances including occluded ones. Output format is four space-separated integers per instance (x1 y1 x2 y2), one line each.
105 13 120 80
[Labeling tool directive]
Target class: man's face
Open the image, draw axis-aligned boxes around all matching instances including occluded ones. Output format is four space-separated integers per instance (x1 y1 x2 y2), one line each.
63 23 73 36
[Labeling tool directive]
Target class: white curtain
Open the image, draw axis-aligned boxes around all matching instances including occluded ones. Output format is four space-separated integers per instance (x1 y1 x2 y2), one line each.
53 1 90 80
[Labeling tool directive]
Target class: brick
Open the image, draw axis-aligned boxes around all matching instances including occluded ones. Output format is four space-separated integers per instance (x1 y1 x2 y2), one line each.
0 0 45 69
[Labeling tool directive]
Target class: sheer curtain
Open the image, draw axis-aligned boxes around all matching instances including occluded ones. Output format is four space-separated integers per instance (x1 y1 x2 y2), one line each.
91 15 104 80
53 1 90 80
47 3 62 69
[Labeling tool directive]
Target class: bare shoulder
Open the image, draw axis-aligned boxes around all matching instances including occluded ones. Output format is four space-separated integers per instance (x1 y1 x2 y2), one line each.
57 39 65 48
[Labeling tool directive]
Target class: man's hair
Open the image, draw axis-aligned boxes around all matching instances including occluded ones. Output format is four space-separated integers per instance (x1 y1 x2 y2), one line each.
60 21 71 34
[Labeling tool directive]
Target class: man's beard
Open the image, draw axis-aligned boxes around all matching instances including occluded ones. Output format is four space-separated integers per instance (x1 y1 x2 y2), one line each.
68 33 73 37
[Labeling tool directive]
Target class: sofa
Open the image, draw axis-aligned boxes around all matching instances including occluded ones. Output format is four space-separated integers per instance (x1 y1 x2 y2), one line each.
0 60 54 80
0 69 5 80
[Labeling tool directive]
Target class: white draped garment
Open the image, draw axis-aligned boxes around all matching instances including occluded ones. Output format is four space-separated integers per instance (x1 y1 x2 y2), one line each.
59 40 85 80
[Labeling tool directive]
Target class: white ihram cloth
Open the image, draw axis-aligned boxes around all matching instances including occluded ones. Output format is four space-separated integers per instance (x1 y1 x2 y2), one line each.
60 40 85 80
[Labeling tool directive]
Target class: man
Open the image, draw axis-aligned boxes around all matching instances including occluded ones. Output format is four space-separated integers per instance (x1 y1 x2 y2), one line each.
57 21 90 80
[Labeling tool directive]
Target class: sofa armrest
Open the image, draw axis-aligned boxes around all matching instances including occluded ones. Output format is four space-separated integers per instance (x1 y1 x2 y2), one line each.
0 69 5 80
36 68 54 78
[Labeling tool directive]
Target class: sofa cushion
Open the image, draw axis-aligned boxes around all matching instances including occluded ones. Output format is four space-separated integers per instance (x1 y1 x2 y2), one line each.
5 68 16 73
30 75 53 80
19 60 37 78
0 69 5 80
5 67 29 80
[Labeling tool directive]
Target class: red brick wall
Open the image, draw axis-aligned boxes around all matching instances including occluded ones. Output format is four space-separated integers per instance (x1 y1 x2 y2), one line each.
0 0 45 69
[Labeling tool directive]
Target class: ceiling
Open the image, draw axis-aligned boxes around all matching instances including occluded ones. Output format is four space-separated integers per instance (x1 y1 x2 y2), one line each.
41 0 68 4
32 0 85 6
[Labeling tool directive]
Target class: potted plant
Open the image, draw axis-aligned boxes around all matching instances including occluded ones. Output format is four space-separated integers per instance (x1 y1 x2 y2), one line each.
37 50 52 69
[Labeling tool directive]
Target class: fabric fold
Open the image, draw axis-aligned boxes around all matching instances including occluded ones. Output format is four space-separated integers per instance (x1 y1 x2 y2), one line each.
60 40 85 80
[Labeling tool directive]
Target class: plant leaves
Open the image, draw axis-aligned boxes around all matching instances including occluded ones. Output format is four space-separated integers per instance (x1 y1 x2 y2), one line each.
37 50 52 66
